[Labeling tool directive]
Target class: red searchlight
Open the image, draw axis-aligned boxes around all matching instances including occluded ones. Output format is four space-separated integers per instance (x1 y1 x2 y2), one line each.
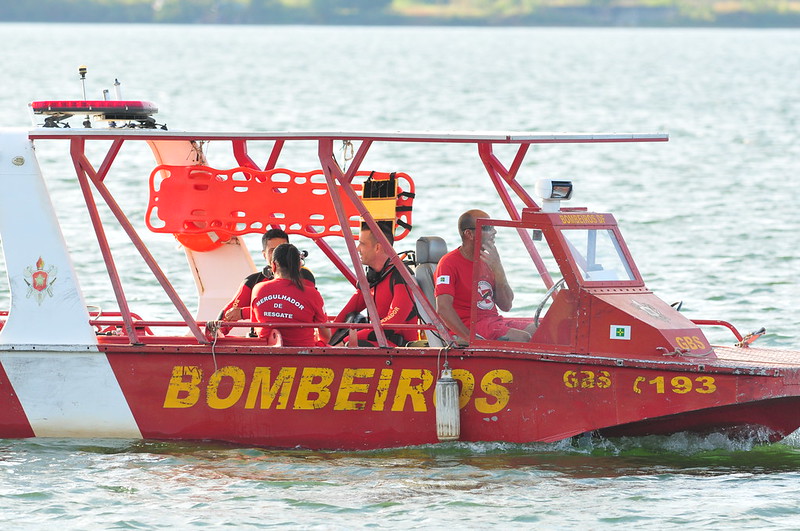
30 100 158 118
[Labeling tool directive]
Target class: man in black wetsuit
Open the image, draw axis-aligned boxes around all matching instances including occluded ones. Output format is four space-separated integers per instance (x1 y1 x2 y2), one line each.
333 221 419 347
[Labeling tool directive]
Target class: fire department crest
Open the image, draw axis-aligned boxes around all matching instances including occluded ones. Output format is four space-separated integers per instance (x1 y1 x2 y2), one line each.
24 257 57 305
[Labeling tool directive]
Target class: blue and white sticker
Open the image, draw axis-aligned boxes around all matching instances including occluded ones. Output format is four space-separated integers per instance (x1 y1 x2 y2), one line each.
436 275 450 285
610 325 631 340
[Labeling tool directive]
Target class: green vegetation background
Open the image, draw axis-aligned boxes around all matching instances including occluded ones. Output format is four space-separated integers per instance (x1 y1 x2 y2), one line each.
2 0 800 26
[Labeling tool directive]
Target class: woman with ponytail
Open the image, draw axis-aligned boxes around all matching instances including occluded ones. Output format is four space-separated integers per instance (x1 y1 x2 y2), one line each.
251 243 329 346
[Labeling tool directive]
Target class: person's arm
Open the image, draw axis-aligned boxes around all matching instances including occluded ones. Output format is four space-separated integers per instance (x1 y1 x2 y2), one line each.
221 281 252 321
217 281 253 335
335 291 365 323
480 239 513 312
433 253 471 342
436 293 470 341
317 325 332 342
314 291 333 343
378 281 416 327
351 279 419 345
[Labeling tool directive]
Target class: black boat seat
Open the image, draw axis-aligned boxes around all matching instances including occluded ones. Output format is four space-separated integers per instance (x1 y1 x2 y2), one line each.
415 236 448 347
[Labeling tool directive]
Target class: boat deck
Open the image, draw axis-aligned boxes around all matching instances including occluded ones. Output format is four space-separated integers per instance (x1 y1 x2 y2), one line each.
713 345 800 369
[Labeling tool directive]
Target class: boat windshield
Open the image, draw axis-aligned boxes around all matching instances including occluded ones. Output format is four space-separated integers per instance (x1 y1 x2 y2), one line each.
561 228 634 282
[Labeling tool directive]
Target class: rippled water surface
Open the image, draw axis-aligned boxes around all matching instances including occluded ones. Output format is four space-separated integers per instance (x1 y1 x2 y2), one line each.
4 435 800 529
1 23 799 528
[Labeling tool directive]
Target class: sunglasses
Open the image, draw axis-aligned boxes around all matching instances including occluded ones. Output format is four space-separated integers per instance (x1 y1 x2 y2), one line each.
463 226 495 233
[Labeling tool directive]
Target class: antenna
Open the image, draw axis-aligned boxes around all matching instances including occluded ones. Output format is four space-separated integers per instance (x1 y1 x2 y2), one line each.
77 65 91 127
78 65 87 100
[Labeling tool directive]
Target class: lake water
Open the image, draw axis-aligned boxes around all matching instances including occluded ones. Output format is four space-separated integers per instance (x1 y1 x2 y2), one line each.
1 23 800 528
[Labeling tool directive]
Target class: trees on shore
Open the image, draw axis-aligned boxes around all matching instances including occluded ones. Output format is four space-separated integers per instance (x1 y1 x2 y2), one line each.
2 0 799 26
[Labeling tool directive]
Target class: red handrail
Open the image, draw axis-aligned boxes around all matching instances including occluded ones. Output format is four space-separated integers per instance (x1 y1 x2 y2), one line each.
691 319 744 342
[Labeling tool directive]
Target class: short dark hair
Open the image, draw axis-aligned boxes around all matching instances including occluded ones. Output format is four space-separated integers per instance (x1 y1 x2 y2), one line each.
262 228 289 251
457 211 475 234
361 220 394 245
458 209 490 237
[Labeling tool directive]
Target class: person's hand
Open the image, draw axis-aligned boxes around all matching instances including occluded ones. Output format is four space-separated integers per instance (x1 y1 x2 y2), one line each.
205 320 222 340
223 306 242 322
451 335 470 347
479 238 503 273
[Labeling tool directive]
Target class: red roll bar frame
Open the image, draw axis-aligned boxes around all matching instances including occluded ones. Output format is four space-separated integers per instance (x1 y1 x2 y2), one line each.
30 129 666 347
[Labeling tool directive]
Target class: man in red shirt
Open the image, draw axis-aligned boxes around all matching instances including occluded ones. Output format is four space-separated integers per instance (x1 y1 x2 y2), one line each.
334 221 419 347
434 210 533 343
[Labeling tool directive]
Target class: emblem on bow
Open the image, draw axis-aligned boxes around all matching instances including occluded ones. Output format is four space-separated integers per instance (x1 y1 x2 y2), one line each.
24 257 57 305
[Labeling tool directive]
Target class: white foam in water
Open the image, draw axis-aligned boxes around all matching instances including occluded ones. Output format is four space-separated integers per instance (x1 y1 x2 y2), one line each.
778 429 800 448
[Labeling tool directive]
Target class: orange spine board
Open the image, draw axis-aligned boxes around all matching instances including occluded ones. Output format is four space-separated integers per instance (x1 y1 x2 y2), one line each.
146 165 414 240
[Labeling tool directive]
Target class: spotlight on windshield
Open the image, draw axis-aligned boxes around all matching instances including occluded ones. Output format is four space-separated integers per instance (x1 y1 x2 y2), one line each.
535 179 573 212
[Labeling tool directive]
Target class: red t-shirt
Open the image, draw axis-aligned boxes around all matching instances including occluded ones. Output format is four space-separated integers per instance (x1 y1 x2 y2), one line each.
251 278 326 347
220 267 315 322
434 247 498 329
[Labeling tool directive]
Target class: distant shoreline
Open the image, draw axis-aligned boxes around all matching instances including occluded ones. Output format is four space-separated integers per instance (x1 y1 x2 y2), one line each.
5 19 800 28
4 3 800 28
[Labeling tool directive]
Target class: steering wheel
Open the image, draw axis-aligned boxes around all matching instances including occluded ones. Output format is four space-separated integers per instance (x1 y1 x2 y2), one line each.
533 277 566 329
329 312 368 346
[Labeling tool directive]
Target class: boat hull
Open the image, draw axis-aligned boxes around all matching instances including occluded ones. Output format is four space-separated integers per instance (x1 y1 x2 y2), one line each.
2 343 799 449
599 396 800 442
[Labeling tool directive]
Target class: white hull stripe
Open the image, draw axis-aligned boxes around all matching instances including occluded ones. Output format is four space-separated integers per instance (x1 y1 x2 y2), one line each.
0 350 142 438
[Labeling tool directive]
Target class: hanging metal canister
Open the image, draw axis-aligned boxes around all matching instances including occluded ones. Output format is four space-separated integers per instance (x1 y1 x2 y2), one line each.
435 367 460 441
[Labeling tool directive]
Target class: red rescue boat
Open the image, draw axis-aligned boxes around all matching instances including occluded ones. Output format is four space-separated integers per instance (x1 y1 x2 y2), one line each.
1 77 798 449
